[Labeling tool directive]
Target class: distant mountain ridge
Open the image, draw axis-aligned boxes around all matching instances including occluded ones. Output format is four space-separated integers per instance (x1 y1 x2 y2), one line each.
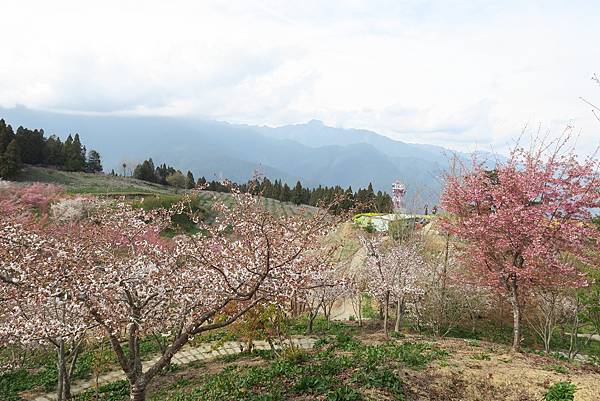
0 107 478 208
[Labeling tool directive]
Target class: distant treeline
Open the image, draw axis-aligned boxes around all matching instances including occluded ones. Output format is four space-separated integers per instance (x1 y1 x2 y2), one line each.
130 157 393 212
0 119 102 179
209 178 394 213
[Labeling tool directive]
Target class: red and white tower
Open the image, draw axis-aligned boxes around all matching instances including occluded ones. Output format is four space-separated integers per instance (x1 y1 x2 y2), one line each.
392 180 406 213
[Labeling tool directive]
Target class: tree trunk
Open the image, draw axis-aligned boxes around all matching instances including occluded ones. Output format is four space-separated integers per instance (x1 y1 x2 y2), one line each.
508 281 522 352
130 383 146 401
56 342 65 401
439 232 450 335
383 291 390 336
358 295 363 327
394 298 402 332
307 311 316 334
61 360 71 400
55 338 81 401
568 298 581 360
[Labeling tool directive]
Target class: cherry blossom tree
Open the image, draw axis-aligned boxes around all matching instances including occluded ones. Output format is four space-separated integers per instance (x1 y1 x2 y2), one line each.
361 235 425 335
296 268 349 333
348 271 368 327
0 184 92 400
1 183 337 401
72 192 333 400
441 137 600 351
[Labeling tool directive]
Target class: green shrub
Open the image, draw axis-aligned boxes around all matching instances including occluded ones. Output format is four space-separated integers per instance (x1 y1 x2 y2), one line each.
388 219 413 241
325 386 362 401
545 381 576 401
471 353 491 361
361 294 379 320
544 364 568 374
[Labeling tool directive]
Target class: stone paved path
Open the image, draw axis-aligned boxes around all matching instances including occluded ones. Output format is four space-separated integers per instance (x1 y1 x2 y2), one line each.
30 337 317 401
577 332 600 342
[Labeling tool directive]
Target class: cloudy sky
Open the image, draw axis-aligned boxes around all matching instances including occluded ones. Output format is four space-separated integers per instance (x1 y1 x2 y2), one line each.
1 0 599 153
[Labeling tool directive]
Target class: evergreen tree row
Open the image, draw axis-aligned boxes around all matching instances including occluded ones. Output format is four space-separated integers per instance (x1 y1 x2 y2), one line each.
201 177 393 213
0 119 102 180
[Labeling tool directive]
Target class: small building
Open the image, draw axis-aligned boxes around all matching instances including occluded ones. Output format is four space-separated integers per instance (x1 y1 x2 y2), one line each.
353 212 433 232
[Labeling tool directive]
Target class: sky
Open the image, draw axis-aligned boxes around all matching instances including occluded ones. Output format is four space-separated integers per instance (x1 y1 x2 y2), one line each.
1 0 599 154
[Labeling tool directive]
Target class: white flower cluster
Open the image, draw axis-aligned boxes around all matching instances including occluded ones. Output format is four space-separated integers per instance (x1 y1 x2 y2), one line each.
50 197 95 222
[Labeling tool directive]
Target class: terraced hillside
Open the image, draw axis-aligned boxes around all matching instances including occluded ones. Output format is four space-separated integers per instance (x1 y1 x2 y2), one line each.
16 165 318 217
18 166 176 195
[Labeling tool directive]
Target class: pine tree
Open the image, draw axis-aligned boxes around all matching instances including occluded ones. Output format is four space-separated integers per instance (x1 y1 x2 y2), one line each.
64 134 86 171
0 139 22 179
291 180 304 205
272 180 281 200
280 183 291 202
15 126 46 165
45 135 65 166
86 150 103 173
133 159 157 182
185 171 196 189
0 119 15 154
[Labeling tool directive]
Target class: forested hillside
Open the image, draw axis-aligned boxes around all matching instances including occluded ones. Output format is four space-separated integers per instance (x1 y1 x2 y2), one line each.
0 118 102 180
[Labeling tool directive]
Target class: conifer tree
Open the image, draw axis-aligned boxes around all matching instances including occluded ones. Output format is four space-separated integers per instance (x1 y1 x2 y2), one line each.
133 159 158 182
86 150 103 173
291 180 304 205
64 134 86 171
0 139 22 179
280 183 291 202
45 135 65 166
14 126 46 165
0 119 15 154
185 171 196 189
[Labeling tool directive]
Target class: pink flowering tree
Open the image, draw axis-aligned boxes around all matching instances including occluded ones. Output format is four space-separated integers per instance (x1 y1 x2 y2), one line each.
0 184 92 401
441 138 600 351
1 183 336 401
58 190 333 401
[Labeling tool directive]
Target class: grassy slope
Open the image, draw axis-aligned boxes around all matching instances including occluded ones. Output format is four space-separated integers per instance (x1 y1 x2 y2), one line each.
18 165 177 195
16 166 317 218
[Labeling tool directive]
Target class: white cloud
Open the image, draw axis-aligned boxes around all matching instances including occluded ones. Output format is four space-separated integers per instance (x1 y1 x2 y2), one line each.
0 0 598 154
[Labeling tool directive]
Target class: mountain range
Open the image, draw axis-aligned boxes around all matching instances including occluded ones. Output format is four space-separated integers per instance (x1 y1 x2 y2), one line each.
0 106 482 207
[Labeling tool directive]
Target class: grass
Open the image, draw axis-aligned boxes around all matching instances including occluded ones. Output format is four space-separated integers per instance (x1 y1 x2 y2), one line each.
0 336 164 401
543 364 569 374
0 353 94 401
71 380 130 401
19 166 176 195
470 352 491 361
444 320 600 360
361 294 379 320
288 315 358 337
53 328 448 401
142 338 441 400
